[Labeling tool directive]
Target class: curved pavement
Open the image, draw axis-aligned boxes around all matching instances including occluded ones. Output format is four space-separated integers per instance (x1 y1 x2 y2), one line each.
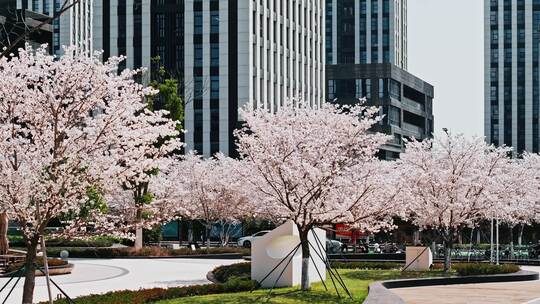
392 266 540 304
0 258 242 304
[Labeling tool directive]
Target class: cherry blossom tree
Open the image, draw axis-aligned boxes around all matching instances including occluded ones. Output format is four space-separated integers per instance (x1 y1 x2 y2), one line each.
397 133 517 271
233 101 402 290
0 45 169 303
170 153 248 247
104 108 183 249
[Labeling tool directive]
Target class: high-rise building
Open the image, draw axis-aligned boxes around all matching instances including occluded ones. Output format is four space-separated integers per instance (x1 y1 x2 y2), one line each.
183 0 325 156
325 0 407 69
93 1 325 157
484 0 540 154
0 0 94 55
325 0 433 159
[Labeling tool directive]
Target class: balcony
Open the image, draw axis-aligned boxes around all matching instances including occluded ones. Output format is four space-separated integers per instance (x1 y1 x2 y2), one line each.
402 97 425 112
402 122 424 138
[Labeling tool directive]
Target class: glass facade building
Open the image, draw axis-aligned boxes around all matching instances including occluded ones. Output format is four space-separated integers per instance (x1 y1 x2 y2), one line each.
485 0 540 154
325 0 433 159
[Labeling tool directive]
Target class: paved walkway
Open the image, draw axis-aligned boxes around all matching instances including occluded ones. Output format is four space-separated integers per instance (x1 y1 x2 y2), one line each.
392 266 540 304
0 258 242 304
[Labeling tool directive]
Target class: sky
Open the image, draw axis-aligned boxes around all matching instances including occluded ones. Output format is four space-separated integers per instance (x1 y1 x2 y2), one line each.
408 0 484 137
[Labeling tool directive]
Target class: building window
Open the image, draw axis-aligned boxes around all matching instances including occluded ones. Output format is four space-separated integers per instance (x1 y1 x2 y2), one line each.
389 79 401 100
210 43 219 67
210 76 219 99
211 10 219 33
176 13 183 38
194 44 203 67
156 14 165 38
328 80 335 100
378 79 385 98
194 11 203 34
43 0 50 14
157 46 165 65
176 45 183 70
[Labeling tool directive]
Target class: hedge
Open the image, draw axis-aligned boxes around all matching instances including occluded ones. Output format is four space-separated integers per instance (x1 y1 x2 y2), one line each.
213 262 251 283
331 261 404 270
9 236 119 248
452 263 520 276
211 261 404 284
43 275 258 304
45 246 250 258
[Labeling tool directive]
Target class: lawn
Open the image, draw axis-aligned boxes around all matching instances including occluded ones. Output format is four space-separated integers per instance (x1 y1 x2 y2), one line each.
156 269 451 304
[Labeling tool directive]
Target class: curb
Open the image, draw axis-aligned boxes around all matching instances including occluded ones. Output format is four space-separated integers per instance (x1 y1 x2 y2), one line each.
363 270 539 304
206 270 219 284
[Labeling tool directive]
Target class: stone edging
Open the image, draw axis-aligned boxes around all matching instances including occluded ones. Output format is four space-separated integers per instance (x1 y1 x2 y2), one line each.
363 270 539 304
206 270 219 284
1 263 75 277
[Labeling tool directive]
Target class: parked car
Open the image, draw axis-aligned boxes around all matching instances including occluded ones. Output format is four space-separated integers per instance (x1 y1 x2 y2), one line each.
237 230 271 248
326 239 347 253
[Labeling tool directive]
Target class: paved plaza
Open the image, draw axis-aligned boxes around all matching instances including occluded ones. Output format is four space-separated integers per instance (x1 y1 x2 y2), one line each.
393 266 540 304
0 258 242 304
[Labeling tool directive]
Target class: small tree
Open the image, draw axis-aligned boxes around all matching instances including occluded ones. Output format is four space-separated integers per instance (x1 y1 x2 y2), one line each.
0 45 160 303
234 101 400 290
172 153 247 248
397 133 516 271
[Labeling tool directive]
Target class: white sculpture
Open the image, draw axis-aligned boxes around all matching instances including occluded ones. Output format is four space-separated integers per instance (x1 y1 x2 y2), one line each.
404 246 433 271
251 220 327 288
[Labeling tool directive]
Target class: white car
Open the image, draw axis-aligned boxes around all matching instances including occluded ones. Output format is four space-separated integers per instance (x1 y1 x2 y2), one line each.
237 230 271 248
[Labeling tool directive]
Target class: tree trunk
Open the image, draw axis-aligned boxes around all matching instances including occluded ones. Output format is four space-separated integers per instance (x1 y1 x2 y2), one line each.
134 205 143 250
299 227 311 291
444 242 452 272
135 227 143 250
0 212 8 255
510 225 514 259
22 240 38 304
442 229 454 272
518 224 524 246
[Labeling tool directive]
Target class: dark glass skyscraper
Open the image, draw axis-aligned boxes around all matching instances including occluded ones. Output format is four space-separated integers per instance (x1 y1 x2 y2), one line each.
485 0 540 154
326 0 434 159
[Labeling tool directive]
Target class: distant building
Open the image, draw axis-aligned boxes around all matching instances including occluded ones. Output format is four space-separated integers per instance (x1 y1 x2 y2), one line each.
484 0 540 153
325 0 433 159
0 7 53 53
325 0 407 69
327 63 433 159
0 0 94 55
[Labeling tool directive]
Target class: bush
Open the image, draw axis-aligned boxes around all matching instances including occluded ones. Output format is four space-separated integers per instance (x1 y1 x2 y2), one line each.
44 276 258 304
213 262 251 283
331 261 404 270
453 263 520 276
45 246 250 258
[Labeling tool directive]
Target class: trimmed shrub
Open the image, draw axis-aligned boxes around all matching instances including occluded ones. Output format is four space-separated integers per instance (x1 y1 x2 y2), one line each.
9 236 119 248
331 261 404 270
213 262 251 283
43 278 258 304
45 246 250 258
453 263 520 276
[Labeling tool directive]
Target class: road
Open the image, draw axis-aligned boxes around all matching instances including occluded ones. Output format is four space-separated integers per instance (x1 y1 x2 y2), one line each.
392 266 540 304
0 258 242 304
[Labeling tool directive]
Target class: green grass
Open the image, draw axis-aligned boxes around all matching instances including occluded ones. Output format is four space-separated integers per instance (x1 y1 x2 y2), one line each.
156 269 452 304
